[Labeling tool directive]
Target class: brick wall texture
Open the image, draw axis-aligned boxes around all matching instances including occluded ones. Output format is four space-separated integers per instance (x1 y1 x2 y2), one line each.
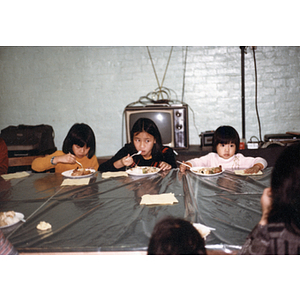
0 46 299 156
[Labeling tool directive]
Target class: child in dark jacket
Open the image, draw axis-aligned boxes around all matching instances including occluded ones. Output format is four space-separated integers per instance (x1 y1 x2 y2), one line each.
99 118 177 172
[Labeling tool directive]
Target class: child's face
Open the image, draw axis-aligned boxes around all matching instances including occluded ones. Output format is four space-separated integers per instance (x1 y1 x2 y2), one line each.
133 131 156 159
216 142 236 159
72 144 90 159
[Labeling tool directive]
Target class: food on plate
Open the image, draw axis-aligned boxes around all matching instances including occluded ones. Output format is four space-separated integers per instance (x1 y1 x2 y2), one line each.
0 211 20 227
141 167 159 174
193 165 222 175
71 167 92 176
37 221 52 231
130 166 159 174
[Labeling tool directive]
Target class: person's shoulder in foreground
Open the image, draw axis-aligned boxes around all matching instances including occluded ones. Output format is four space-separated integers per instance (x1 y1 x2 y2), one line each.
240 142 300 255
0 230 18 255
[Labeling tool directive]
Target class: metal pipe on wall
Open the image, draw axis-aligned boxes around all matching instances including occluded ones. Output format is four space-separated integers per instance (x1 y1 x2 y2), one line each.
240 46 246 140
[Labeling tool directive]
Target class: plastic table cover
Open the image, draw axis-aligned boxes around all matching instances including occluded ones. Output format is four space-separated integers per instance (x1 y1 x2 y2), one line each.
0 168 272 254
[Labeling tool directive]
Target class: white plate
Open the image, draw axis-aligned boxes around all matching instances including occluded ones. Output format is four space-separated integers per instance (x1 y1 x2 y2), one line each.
62 168 96 178
0 212 25 228
190 166 224 177
126 166 160 176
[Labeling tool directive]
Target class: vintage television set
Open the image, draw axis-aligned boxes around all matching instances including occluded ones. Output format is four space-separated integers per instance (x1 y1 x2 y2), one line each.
124 104 189 149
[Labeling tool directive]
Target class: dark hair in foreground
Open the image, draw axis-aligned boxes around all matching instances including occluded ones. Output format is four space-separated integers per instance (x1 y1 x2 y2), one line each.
213 125 240 154
62 123 96 158
147 217 207 255
268 142 300 231
130 118 163 159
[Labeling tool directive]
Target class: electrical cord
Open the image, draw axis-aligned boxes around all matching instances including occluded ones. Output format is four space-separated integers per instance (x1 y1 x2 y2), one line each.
121 47 200 146
147 46 173 100
252 47 263 143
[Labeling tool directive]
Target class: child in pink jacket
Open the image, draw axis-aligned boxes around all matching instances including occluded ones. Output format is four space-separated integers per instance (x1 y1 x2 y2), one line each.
180 126 267 173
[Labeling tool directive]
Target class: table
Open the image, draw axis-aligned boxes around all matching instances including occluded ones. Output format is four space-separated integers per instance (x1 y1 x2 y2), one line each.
0 168 272 254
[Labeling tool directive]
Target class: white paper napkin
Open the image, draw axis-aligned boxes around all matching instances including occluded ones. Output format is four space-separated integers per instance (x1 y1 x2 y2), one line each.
140 193 179 205
101 171 128 179
1 171 30 180
61 178 90 186
193 223 215 239
234 170 263 176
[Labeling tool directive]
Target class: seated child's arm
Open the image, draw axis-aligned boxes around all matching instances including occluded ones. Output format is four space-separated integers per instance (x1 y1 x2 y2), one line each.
113 154 133 169
244 163 264 174
258 187 272 225
31 151 72 172
179 161 192 172
159 161 172 171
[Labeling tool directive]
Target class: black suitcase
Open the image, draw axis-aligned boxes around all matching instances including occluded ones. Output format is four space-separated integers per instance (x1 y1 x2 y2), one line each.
0 124 57 157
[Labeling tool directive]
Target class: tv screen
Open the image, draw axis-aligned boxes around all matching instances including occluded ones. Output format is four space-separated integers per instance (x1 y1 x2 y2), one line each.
128 110 173 146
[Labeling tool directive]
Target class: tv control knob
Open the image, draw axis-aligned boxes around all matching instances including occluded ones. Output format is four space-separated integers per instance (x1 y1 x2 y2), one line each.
176 124 183 130
175 111 182 117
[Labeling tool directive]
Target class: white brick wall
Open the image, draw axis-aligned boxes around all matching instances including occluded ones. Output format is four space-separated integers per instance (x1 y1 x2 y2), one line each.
0 46 299 156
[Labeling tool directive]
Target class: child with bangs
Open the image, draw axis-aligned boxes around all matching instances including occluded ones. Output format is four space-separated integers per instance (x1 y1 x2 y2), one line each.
99 118 177 172
179 125 267 173
32 123 99 173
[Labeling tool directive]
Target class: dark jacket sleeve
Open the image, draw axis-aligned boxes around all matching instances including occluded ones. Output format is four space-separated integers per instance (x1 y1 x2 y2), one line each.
98 144 134 172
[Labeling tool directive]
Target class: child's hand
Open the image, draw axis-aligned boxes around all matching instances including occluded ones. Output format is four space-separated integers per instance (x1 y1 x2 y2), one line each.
259 187 273 225
179 161 192 173
122 154 134 167
55 153 76 165
244 163 263 174
159 161 171 171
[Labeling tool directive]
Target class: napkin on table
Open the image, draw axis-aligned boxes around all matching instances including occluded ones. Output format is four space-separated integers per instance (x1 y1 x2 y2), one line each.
234 170 263 176
61 178 90 186
1 171 30 180
140 193 178 205
101 171 128 179
193 223 215 239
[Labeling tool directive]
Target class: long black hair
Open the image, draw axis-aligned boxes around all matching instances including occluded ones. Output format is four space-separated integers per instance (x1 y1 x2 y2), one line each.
213 125 240 154
130 118 163 159
62 123 96 158
268 142 300 231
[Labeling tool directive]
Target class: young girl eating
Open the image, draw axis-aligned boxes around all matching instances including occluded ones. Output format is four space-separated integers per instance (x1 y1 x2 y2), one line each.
99 118 177 172
179 125 267 173
32 123 99 173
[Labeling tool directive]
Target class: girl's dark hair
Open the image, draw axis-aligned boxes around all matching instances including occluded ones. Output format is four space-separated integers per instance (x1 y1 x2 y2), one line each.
147 216 206 255
62 123 96 158
268 142 300 230
130 118 163 159
213 125 240 154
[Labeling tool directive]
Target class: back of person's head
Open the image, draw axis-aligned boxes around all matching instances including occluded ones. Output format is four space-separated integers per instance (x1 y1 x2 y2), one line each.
147 217 206 255
269 142 300 229
62 123 96 158
213 125 240 154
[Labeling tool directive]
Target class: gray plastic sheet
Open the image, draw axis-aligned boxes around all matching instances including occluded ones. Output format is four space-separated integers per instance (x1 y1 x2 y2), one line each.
0 168 272 253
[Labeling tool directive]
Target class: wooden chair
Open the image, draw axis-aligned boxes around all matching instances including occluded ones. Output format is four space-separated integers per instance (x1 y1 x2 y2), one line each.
8 156 42 173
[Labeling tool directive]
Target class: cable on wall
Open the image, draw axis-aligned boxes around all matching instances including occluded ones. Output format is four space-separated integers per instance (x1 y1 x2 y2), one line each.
147 46 173 101
252 47 263 143
121 47 200 146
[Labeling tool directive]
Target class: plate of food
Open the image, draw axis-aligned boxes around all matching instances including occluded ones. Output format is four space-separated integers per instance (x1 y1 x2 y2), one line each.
62 168 96 178
0 211 25 228
126 166 160 176
190 165 223 176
